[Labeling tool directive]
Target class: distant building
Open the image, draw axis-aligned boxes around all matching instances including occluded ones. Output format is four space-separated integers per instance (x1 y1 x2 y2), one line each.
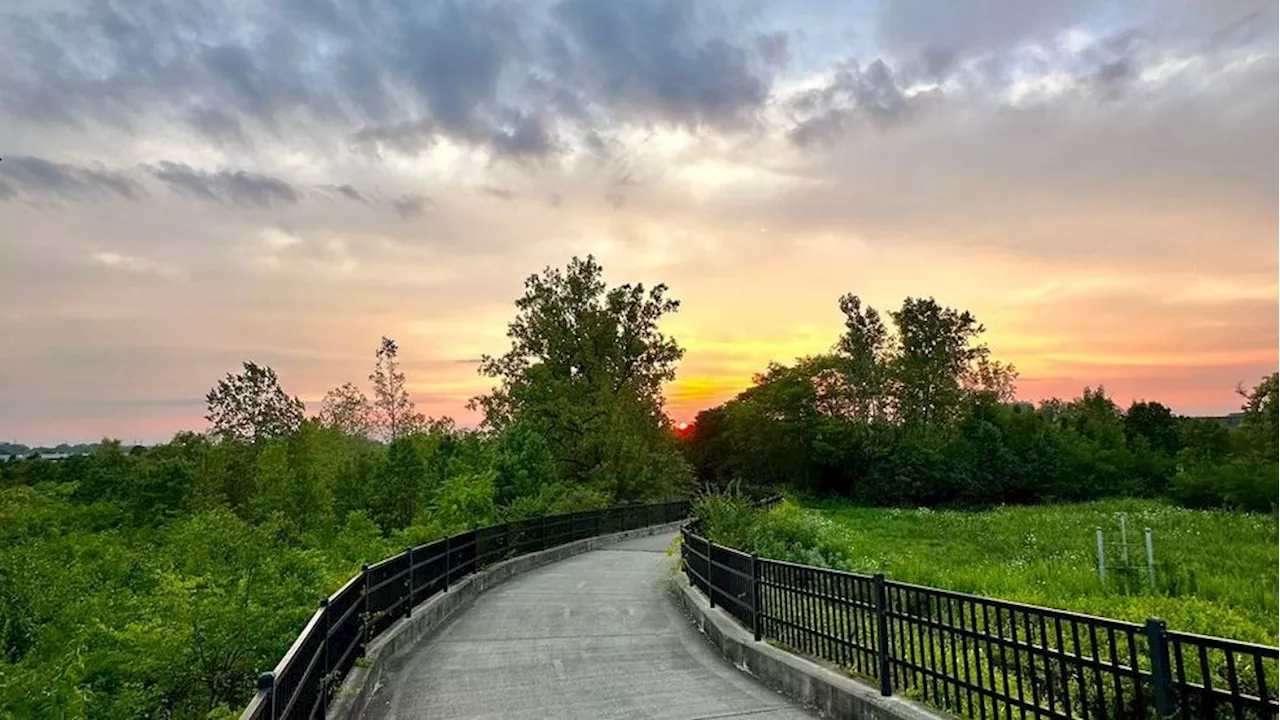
1190 412 1246 429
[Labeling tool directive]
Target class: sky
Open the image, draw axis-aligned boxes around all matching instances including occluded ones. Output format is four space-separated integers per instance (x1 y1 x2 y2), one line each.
1 0 1276 445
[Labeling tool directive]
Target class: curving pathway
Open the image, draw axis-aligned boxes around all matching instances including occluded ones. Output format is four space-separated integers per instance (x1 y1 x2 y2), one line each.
362 532 815 720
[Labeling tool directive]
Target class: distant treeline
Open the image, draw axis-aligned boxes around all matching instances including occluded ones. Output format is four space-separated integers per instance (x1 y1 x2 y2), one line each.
680 294 1278 513
0 441 103 457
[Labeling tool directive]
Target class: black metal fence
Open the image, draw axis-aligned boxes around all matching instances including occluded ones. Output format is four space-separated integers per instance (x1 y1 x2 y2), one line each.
681 523 1279 720
242 500 689 720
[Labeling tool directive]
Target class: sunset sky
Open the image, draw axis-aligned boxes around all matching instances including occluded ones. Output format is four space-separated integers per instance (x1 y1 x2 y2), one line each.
1 0 1276 446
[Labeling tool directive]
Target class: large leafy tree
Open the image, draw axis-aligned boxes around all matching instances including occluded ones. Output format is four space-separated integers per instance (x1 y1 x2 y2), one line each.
889 297 1014 425
204 362 304 443
471 256 690 499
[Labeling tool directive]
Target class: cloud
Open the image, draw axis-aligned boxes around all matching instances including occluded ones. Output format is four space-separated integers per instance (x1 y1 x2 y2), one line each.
90 251 183 279
145 162 300 208
549 0 772 131
480 186 518 202
877 1 1098 57
327 184 367 202
0 155 143 202
0 0 783 163
785 58 911 146
390 193 431 218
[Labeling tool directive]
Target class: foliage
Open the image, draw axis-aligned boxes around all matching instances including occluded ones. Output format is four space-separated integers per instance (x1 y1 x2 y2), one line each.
318 381 374 438
0 257 699 717
684 292 1276 514
204 362 305 443
470 255 693 501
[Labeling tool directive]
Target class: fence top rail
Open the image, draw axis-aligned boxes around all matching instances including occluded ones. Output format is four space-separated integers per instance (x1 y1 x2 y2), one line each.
756 555 875 581
885 577 1148 631
412 537 447 555
270 604 326 678
327 571 364 605
368 550 408 573
1167 629 1280 656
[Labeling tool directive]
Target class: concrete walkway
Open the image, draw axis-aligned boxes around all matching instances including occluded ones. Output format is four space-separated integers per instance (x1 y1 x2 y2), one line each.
362 533 815 720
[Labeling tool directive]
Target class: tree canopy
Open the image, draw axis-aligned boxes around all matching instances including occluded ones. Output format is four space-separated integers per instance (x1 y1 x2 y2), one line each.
471 255 691 500
204 362 305 443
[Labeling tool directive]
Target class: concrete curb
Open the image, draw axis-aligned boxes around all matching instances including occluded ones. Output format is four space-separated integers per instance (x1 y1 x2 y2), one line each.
327 520 686 720
669 571 945 720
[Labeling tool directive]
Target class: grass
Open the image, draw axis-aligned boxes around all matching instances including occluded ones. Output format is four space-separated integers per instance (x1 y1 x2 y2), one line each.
705 496 1278 646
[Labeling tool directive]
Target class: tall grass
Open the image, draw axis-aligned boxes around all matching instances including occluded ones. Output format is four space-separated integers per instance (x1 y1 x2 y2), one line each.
697 496 1278 645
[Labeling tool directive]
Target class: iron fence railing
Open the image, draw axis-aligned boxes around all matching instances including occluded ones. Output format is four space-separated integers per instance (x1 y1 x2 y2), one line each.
241 500 690 720
681 523 1279 720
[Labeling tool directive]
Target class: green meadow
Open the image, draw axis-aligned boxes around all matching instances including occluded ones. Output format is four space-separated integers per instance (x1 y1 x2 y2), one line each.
700 497 1278 645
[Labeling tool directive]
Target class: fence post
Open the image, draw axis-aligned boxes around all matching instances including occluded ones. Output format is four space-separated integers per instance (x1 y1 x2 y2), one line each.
258 671 276 720
360 563 370 655
873 573 892 697
319 598 331 691
706 536 715 610
1145 618 1175 719
405 547 414 618
540 515 547 549
751 553 762 642
443 536 451 592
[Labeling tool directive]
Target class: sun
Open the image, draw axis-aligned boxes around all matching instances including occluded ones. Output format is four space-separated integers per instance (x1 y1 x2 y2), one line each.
675 421 692 435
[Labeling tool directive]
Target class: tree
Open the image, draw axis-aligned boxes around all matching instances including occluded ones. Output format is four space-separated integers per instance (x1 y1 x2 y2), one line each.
204 362 304 443
834 294 891 421
1237 373 1278 460
1124 401 1180 456
318 382 373 438
369 337 424 442
889 297 1010 425
470 256 689 499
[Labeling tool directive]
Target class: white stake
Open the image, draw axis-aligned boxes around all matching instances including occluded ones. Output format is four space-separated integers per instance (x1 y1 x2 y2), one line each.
1119 514 1129 567
1096 527 1106 583
1145 528 1156 586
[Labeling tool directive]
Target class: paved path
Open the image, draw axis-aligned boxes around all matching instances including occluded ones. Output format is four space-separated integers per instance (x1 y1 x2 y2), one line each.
363 533 815 720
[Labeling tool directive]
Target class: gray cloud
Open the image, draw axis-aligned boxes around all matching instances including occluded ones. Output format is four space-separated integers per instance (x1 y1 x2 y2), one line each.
0 0 778 162
0 155 143 202
551 0 770 131
327 184 367 202
787 59 911 146
481 186 518 201
390 193 431 218
145 162 300 208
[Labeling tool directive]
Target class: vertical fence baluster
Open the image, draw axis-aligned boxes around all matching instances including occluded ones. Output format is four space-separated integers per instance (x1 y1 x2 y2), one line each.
320 598 331 700
874 573 892 697
443 536 451 592
706 537 715 609
360 563 371 658
405 547 414 618
751 553 762 641
258 671 276 720
1146 618 1175 719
